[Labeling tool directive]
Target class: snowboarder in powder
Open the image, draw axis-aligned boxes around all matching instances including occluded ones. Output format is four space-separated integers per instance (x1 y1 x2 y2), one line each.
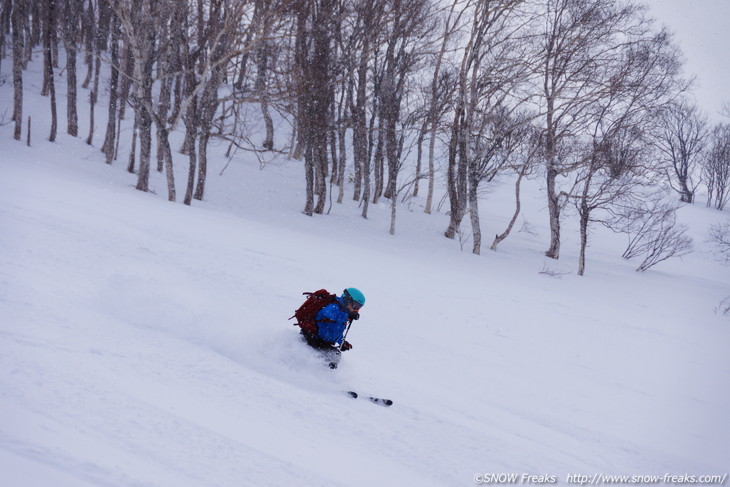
296 288 365 369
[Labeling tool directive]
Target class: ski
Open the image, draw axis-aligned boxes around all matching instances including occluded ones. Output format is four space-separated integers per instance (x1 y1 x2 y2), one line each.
346 391 393 407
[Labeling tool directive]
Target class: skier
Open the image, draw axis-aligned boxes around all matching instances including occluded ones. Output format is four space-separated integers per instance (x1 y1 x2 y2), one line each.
298 287 365 369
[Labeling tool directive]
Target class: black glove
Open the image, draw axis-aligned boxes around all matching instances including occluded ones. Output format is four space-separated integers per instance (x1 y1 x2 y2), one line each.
341 340 353 351
349 311 360 321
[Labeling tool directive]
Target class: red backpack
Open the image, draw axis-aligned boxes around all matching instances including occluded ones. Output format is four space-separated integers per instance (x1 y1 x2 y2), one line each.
289 289 339 335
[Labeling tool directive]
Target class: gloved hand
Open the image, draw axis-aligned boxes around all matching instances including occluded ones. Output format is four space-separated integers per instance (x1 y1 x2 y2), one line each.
341 340 353 351
349 311 360 321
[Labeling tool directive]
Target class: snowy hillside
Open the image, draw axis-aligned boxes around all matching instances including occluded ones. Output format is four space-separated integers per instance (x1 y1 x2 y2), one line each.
2 55 730 486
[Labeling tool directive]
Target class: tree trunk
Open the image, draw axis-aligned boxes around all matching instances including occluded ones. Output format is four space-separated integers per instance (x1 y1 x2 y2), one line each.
468 173 481 254
41 0 52 96
336 92 347 204
81 0 93 89
424 120 437 214
156 124 176 202
194 132 209 201
64 0 80 137
314 135 328 214
545 165 561 259
304 146 315 215
117 42 132 120
358 51 371 218
389 189 397 235
677 175 694 203
134 16 156 193
0 0 10 73
296 0 334 215
86 17 101 146
444 106 464 238
329 100 338 184
256 36 274 150
372 116 384 204
352 40 368 204
29 0 39 46
385 109 399 234
361 136 371 219
11 0 23 141
491 167 526 251
183 122 197 206
413 118 428 197
578 201 589 276
544 93 561 259
44 0 57 143
135 89 153 192
312 0 333 215
156 75 172 172
101 14 119 164
127 118 137 174
163 136 176 202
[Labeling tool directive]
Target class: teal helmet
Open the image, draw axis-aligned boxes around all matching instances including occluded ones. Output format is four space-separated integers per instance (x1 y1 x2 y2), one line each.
343 287 366 306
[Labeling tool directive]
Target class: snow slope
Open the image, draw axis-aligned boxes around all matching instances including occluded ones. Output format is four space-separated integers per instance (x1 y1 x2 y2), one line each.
2 56 730 486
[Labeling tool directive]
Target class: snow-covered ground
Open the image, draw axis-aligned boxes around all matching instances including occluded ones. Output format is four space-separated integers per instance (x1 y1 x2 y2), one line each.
1 52 729 487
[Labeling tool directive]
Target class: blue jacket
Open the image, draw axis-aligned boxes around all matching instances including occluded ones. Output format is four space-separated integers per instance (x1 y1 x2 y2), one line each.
314 297 350 345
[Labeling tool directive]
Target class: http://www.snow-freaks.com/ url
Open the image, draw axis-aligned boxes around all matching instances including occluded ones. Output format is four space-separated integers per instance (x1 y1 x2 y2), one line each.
474 473 728 485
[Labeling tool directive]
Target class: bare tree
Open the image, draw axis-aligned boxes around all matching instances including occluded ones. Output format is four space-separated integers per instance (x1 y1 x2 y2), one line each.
491 126 540 251
702 123 730 210
468 107 533 254
423 0 465 215
379 0 433 234
574 126 646 275
442 0 533 253
655 99 708 203
570 26 685 275
113 0 254 202
709 221 730 265
293 0 338 216
616 198 692 271
193 0 256 202
534 0 657 260
602 194 691 272
345 0 385 215
112 0 157 191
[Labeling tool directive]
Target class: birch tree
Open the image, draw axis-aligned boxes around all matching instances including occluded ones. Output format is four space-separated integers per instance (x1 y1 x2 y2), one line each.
379 0 433 234
62 0 82 137
293 0 338 216
443 0 529 249
655 99 709 204
703 123 730 210
570 26 685 275
535 0 654 259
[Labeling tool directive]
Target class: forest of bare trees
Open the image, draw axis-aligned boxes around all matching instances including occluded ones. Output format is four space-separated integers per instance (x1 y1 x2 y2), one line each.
3 0 729 274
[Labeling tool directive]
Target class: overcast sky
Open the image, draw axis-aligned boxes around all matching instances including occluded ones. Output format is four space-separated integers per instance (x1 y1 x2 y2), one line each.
643 0 730 122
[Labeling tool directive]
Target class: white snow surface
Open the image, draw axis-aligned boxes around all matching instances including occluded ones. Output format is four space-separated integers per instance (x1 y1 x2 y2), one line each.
1 54 730 487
